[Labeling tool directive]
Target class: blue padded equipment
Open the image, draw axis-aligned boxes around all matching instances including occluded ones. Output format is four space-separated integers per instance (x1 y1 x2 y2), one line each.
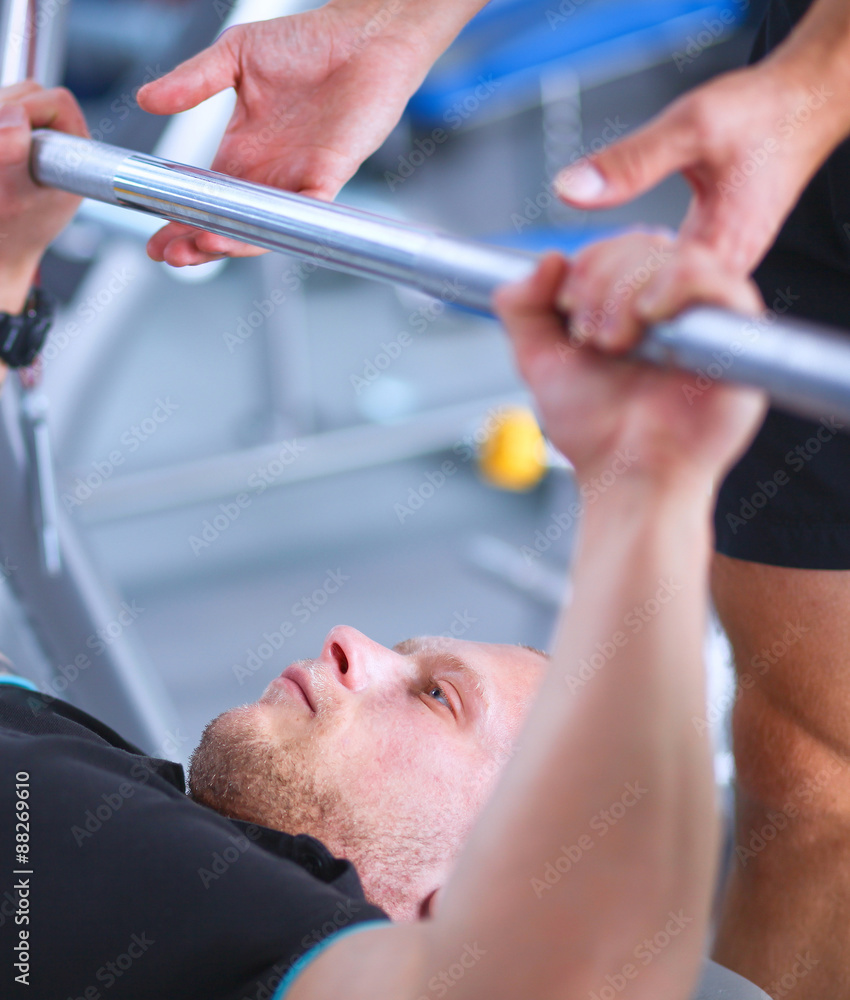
408 0 748 128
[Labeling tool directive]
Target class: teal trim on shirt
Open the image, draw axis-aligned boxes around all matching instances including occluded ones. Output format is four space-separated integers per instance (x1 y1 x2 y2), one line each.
0 675 39 692
273 920 388 999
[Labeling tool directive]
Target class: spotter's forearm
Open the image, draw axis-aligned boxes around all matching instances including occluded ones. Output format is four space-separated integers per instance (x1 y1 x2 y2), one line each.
764 0 850 153
329 0 490 63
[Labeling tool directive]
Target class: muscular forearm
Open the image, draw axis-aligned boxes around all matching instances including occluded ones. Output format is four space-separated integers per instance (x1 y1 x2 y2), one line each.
773 0 850 82
420 477 719 1000
762 0 850 155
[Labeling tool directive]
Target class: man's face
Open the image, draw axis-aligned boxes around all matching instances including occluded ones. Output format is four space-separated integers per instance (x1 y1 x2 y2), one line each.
189 626 547 919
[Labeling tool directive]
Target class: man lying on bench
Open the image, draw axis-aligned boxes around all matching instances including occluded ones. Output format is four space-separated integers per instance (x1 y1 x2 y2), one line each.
0 83 768 1000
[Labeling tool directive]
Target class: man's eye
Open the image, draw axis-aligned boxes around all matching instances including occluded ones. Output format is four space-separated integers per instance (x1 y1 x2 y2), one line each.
426 683 452 711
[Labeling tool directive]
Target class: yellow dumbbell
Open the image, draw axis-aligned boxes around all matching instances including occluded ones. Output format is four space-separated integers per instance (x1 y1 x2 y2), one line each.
477 407 548 492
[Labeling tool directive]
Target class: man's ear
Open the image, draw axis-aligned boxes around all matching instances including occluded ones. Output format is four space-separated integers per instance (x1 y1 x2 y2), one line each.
418 888 441 919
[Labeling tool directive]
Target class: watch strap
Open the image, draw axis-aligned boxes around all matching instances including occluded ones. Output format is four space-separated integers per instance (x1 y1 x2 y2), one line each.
0 288 56 369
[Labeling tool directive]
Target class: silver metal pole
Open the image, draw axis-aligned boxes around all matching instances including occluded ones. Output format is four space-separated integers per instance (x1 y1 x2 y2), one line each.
31 130 850 425
0 0 36 85
32 130 533 311
0 0 67 87
0 22 183 751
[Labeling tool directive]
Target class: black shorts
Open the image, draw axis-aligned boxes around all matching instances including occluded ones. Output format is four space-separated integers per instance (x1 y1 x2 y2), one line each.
713 250 850 569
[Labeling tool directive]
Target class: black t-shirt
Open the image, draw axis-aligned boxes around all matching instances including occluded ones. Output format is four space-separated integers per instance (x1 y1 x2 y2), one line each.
751 0 850 323
0 685 389 1000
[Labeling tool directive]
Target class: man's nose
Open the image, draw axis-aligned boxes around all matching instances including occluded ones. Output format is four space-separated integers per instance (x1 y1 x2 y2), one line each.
319 624 399 692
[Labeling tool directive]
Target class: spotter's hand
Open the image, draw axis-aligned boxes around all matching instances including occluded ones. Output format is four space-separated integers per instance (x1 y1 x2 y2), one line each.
138 7 432 267
556 63 849 275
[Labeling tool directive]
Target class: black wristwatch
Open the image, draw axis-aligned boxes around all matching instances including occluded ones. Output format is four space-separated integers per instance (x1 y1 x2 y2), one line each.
0 288 56 369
